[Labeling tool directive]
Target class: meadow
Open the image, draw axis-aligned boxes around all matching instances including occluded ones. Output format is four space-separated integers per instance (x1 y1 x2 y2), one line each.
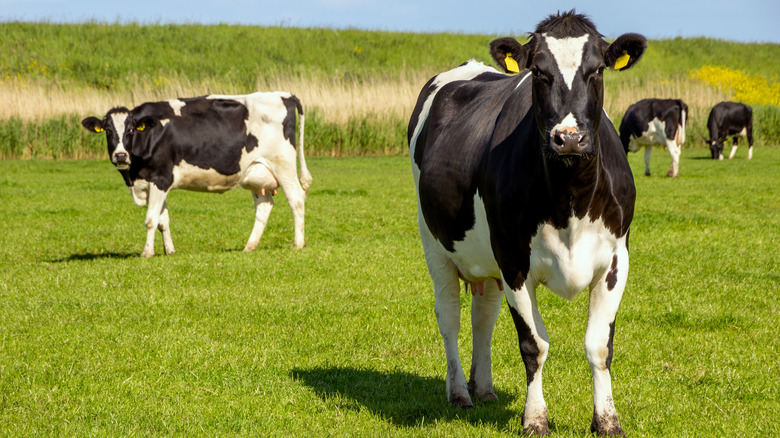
0 146 778 436
1 23 780 158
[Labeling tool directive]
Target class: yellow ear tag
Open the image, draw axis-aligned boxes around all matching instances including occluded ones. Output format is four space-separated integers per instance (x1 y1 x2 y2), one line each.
505 53 520 74
136 123 146 131
94 127 104 133
613 50 630 70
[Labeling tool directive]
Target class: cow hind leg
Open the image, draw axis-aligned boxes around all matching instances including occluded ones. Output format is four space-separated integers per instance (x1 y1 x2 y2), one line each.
728 137 740 160
272 161 306 249
428 253 472 408
505 282 550 435
141 185 169 258
244 191 274 252
665 139 680 177
158 202 175 255
642 146 652 176
585 250 629 437
468 278 503 402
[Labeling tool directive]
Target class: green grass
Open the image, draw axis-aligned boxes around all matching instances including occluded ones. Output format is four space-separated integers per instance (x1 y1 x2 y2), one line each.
0 149 778 436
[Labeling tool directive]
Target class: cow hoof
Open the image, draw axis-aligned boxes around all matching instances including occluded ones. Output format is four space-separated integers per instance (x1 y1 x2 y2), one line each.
521 423 550 436
591 415 625 437
449 394 474 409
141 251 154 258
243 244 258 252
478 391 498 402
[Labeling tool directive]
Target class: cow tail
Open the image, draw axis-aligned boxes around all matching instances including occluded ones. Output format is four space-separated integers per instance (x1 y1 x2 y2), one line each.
677 107 686 146
294 96 313 195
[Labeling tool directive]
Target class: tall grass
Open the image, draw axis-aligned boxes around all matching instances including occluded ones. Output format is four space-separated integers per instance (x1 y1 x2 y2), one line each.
1 23 779 158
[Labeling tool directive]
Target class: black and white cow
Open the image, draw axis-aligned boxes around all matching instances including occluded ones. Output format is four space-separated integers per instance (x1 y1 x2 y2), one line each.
619 98 687 177
409 11 645 436
706 101 753 160
82 92 312 257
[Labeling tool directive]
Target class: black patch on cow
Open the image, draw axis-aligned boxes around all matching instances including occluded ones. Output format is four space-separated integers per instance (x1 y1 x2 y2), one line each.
281 95 303 148
127 98 252 192
606 254 619 291
606 319 616 371
507 304 541 386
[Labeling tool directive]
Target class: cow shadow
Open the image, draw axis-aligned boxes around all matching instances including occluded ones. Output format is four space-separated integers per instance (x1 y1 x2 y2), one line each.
290 366 518 430
49 252 138 262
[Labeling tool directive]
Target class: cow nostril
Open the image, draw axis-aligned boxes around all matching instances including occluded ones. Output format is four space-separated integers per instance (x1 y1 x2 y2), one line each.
115 152 128 162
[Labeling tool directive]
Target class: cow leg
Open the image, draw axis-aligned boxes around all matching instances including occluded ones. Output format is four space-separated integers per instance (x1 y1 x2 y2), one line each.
158 202 175 255
747 145 753 160
505 281 550 435
468 278 503 402
665 139 680 177
585 250 629 437
642 146 652 176
244 190 274 252
141 184 168 258
728 137 739 160
274 168 306 249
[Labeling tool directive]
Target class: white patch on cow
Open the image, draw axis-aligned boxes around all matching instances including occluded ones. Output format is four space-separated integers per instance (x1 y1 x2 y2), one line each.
529 215 621 301
109 112 130 167
550 113 579 140
544 33 589 90
629 117 668 150
450 192 500 282
172 160 240 192
128 179 150 206
160 119 170 127
167 99 186 116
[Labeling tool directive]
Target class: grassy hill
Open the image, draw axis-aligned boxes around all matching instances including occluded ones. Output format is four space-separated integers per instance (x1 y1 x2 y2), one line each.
1 22 779 158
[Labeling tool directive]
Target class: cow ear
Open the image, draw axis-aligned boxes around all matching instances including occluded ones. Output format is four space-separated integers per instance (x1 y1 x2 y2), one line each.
81 116 105 133
605 33 647 71
490 37 529 74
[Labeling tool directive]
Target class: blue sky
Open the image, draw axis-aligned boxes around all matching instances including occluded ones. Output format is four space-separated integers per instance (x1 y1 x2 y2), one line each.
1 0 778 43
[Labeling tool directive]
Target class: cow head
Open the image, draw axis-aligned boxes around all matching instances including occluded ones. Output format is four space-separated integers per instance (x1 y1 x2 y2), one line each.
82 107 132 170
490 11 646 161
707 139 724 159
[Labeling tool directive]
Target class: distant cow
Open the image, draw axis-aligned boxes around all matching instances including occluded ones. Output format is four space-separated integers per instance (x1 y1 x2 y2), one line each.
619 98 687 177
82 92 312 257
409 10 645 436
706 101 753 160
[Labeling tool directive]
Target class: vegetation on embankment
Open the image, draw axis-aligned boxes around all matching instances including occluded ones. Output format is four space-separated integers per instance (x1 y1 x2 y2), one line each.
1 22 779 158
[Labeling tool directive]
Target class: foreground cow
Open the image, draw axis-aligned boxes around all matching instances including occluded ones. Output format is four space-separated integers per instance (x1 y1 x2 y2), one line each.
619 98 687 177
82 92 312 257
706 101 753 160
409 11 645 436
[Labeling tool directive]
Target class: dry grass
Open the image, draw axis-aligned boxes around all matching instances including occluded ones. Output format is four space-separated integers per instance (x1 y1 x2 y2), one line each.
0 72 432 124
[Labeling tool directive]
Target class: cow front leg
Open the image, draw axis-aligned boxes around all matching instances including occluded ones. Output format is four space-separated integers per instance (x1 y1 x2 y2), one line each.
158 202 175 255
642 145 652 176
244 190 274 252
141 184 168 258
665 139 681 177
505 281 550 435
728 137 739 160
468 278 503 402
585 250 629 437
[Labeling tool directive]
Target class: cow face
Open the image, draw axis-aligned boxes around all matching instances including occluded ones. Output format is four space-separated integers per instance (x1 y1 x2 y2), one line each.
708 140 724 159
82 108 132 169
490 14 645 161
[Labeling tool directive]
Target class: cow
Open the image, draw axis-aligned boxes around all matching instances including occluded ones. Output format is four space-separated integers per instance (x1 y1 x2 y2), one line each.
82 92 312 258
619 98 687 177
408 11 645 436
706 101 753 160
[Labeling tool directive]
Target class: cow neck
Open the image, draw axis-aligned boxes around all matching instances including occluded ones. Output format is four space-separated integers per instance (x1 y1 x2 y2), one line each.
537 143 601 229
119 169 133 187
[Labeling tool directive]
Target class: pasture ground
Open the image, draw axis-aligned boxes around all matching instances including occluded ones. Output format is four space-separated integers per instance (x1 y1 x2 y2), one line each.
0 147 777 436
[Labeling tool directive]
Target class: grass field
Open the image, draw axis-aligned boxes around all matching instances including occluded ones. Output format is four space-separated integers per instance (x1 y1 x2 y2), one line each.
0 146 777 436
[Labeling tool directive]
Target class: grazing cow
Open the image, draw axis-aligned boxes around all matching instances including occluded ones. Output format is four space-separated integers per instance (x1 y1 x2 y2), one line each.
619 98 687 177
409 11 645 436
706 101 753 160
82 92 312 257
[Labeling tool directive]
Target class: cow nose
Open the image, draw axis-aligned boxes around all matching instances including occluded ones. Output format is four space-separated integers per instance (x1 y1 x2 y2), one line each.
115 152 128 163
553 129 589 154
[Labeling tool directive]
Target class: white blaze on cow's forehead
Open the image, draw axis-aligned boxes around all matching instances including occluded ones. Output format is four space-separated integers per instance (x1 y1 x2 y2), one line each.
167 99 186 116
543 33 590 90
109 112 129 153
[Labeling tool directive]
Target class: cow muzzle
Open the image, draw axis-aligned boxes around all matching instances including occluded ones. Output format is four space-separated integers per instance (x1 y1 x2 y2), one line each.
113 152 130 169
551 127 591 155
